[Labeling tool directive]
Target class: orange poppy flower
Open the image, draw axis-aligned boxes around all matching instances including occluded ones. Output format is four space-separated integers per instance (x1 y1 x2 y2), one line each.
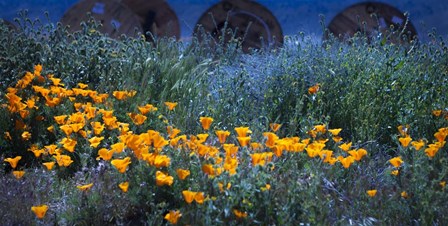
308 83 320 94
164 102 178 111
53 154 74 167
263 132 278 148
113 91 127 100
338 156 355 169
199 116 214 130
59 137 77 153
328 128 342 136
119 182 129 193
128 113 147 125
77 183 94 191
389 156 404 167
176 169 190 180
233 209 248 218
314 124 326 133
138 104 158 115
4 156 22 169
367 189 377 197
399 136 412 147
411 140 425 151
12 170 25 179
269 123 282 132
235 127 251 137
155 171 174 186
153 155 171 168
111 157 131 173
21 131 31 141
88 136 104 148
338 142 352 152
348 148 368 161
237 136 251 147
96 148 114 161
164 210 182 224
42 162 55 170
31 204 49 219
215 130 230 144
167 126 181 139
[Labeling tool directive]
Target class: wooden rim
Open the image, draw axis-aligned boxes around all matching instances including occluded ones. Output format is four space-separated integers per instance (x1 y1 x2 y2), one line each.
60 0 143 38
122 0 181 40
194 0 283 52
326 2 418 42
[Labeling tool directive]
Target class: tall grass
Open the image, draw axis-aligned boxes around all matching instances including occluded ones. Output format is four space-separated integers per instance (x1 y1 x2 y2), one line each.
0 16 447 225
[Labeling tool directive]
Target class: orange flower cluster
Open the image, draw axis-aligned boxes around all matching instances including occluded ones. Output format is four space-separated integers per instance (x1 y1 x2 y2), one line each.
395 125 447 158
9 65 448 223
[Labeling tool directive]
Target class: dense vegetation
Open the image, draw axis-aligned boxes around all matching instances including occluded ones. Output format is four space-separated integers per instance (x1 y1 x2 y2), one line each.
1 15 447 225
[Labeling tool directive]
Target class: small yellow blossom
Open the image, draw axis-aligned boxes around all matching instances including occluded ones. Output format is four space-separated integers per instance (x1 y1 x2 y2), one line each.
138 104 158 115
308 83 320 94
269 123 282 132
12 170 25 179
411 140 425 151
367 189 377 197
391 170 399 176
77 183 94 192
314 124 326 133
433 110 442 117
21 131 31 141
164 210 182 224
348 148 368 161
261 184 271 192
233 209 248 218
389 156 404 168
338 142 352 152
112 91 127 100
338 156 355 168
43 162 55 170
176 169 190 180
31 204 49 219
328 128 342 136
119 182 129 193
399 136 412 147
164 102 178 111
401 191 408 199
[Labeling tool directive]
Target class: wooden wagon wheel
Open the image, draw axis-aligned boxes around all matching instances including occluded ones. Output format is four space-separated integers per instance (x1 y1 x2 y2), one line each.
121 0 180 41
326 2 417 43
61 0 143 39
194 0 283 53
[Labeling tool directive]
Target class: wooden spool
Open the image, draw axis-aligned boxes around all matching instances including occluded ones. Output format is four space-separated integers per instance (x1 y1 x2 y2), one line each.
326 2 418 43
194 0 283 53
61 0 143 39
121 0 180 41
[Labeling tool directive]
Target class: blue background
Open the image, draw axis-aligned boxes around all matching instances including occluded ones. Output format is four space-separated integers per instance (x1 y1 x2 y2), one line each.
1 0 447 41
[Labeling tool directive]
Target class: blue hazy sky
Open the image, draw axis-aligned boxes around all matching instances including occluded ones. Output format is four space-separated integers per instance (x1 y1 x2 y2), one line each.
1 0 447 41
